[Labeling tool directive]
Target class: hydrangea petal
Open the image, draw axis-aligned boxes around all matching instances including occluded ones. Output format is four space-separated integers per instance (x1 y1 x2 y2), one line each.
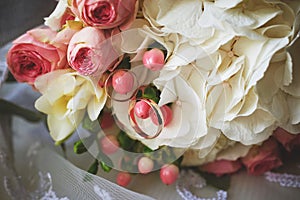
222 109 275 145
216 143 252 161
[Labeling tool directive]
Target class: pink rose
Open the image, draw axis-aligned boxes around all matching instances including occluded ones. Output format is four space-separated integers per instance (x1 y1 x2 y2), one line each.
7 28 67 84
67 26 119 76
241 138 282 176
200 159 242 177
70 0 138 29
273 128 300 152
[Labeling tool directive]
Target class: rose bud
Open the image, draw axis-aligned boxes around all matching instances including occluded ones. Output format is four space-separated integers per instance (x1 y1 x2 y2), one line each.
273 127 300 152
200 159 242 177
67 26 118 76
241 138 282 176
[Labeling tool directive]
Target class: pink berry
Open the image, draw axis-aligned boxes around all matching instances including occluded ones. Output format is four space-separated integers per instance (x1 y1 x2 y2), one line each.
143 48 165 71
112 70 134 94
150 105 173 127
134 100 151 119
138 157 154 174
160 164 179 185
116 172 131 187
100 135 119 155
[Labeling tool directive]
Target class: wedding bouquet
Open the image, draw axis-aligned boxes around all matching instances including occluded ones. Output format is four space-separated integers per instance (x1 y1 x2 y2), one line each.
5 0 300 189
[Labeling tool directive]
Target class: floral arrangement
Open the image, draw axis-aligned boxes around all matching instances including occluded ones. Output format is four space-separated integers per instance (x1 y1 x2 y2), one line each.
5 0 300 189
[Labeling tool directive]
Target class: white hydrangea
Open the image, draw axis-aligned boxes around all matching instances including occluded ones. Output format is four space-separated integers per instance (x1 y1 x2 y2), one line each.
138 0 300 163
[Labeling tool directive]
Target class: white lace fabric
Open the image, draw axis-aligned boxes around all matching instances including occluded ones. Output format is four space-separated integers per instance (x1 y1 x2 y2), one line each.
176 170 227 200
33 148 155 200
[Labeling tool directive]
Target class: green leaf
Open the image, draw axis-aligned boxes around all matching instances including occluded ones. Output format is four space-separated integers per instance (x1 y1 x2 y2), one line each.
100 161 112 172
143 86 157 100
87 159 99 175
173 156 184 167
73 140 88 154
148 42 166 52
54 133 73 146
117 131 136 151
143 145 154 153
158 146 178 164
119 152 138 172
6 72 16 82
0 99 44 122
136 89 143 99
117 55 131 69
95 151 114 171
152 97 160 104
73 135 96 154
82 115 100 133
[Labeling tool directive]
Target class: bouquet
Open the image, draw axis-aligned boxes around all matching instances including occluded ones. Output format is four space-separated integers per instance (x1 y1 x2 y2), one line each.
5 0 300 193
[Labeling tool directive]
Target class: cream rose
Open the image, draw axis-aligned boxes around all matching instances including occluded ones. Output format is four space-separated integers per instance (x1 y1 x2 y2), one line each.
44 0 75 31
34 69 107 142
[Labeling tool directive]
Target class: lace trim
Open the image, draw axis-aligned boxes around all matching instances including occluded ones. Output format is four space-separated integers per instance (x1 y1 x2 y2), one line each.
264 172 300 188
176 170 227 200
94 185 112 200
4 170 70 199
36 172 70 200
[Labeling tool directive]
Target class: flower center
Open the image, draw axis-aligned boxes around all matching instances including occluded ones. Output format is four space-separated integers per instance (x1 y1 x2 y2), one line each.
227 51 234 58
91 2 116 24
74 48 96 75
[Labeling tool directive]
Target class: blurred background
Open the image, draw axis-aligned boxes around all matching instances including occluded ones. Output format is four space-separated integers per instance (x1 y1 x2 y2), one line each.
0 0 57 46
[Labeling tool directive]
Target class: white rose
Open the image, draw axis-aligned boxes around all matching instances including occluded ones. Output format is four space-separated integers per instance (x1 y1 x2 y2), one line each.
112 66 205 150
44 0 73 31
34 69 107 142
